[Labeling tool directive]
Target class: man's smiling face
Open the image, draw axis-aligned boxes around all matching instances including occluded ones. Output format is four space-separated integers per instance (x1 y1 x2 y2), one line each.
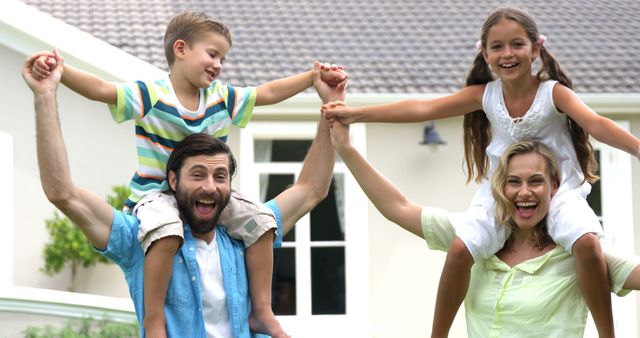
169 153 232 241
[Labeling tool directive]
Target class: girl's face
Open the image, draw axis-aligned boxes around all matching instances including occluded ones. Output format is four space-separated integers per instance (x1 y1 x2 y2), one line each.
482 19 540 82
504 152 557 232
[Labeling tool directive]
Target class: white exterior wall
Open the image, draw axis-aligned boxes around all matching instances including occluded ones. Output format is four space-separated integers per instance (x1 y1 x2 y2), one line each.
365 118 475 338
0 46 133 297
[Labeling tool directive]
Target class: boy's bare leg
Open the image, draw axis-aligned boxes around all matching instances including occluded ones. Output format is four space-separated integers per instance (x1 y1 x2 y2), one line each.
431 237 473 338
247 230 290 338
143 236 181 338
574 233 614 338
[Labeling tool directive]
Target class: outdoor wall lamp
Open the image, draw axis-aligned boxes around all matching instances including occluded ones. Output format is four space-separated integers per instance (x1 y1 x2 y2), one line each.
420 122 446 145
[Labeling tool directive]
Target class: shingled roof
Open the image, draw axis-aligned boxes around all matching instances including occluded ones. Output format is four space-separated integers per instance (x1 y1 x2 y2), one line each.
20 0 640 93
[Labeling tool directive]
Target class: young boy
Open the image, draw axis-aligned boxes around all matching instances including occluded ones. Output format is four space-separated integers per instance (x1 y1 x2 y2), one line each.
32 10 346 338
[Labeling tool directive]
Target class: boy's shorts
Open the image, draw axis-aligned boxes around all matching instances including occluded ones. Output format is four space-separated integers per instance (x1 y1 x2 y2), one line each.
134 190 277 254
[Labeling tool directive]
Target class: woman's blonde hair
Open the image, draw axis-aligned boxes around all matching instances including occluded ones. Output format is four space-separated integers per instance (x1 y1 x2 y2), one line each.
491 140 561 250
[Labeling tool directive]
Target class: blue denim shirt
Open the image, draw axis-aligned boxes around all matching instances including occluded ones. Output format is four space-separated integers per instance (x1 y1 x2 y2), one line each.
100 200 282 338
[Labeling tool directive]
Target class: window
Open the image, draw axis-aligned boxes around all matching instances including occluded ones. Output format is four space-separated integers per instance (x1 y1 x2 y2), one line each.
584 121 636 337
238 122 370 336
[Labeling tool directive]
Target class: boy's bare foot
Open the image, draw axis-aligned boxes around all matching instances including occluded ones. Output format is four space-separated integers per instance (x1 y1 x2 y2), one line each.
249 307 290 338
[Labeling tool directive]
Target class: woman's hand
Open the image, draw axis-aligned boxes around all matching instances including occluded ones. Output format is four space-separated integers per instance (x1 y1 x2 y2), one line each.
321 100 360 125
328 119 351 154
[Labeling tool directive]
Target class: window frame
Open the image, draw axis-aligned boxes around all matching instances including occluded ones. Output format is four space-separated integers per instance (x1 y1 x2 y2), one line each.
584 120 636 337
238 121 371 336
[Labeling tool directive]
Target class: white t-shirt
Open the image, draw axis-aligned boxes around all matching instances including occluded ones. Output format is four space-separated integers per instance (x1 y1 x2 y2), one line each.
196 235 233 338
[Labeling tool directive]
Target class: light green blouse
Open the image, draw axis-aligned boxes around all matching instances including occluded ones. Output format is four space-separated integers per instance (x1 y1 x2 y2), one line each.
421 207 637 338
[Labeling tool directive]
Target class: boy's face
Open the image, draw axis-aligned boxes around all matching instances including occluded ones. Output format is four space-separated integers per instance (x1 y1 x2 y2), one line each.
181 32 231 88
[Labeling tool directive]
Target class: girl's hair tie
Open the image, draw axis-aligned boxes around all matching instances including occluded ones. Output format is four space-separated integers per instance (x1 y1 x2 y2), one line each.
538 34 547 46
475 40 482 50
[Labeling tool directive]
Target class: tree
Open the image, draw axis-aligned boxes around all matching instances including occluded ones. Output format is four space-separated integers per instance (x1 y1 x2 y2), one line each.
41 185 130 291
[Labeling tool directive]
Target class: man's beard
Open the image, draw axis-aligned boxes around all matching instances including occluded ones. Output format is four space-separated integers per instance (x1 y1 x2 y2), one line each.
174 184 230 234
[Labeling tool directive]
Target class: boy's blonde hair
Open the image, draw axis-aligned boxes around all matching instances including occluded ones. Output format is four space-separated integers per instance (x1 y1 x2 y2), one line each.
491 140 561 250
163 11 232 67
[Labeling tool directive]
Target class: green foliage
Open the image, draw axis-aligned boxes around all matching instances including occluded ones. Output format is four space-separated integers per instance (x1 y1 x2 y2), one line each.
23 317 138 338
41 212 110 275
105 185 131 211
41 185 131 290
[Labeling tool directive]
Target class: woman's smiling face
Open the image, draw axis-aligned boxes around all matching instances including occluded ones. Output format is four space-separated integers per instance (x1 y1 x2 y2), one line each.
504 152 558 231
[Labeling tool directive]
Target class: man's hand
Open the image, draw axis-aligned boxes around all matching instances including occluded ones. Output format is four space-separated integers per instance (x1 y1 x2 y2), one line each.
313 62 347 103
23 49 64 95
318 62 347 87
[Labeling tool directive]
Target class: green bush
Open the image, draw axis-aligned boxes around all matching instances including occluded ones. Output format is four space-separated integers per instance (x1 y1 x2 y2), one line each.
23 317 138 338
42 185 130 291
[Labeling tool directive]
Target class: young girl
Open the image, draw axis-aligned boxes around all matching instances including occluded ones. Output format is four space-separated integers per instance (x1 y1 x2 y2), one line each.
322 6 640 338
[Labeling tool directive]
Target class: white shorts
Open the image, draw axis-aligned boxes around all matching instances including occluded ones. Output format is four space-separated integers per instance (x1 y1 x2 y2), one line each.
134 191 277 253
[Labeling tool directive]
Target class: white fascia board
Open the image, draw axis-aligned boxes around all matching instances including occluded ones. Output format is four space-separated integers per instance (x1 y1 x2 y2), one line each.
0 286 135 322
251 93 443 119
579 93 640 115
0 0 164 81
253 92 640 119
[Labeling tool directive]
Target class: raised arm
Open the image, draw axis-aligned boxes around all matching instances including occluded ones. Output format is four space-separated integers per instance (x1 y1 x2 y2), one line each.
329 120 424 238
274 64 346 235
555 85 640 160
31 49 117 105
321 84 485 124
24 53 114 250
255 62 347 106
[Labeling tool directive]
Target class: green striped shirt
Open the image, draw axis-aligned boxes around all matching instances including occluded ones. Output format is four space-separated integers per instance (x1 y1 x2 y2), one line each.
108 76 256 208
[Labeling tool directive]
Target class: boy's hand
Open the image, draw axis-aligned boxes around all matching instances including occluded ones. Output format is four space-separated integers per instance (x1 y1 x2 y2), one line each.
319 63 347 87
31 50 59 81
313 62 347 103
321 100 358 125
23 50 64 95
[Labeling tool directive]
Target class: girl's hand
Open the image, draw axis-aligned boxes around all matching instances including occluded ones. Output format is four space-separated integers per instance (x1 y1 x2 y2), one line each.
321 100 359 124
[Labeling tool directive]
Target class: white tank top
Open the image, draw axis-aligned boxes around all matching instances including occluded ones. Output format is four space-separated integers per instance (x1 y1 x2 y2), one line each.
482 79 588 197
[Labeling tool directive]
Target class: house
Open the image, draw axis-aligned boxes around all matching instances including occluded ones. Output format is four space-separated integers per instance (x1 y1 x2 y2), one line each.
1 0 639 337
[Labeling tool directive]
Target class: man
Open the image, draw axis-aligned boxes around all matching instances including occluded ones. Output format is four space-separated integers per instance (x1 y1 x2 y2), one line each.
23 52 346 338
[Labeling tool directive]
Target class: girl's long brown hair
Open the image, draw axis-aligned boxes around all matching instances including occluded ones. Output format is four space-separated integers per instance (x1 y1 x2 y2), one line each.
463 7 598 184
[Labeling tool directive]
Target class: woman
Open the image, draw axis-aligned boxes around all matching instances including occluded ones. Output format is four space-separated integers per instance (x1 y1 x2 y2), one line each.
328 121 639 337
